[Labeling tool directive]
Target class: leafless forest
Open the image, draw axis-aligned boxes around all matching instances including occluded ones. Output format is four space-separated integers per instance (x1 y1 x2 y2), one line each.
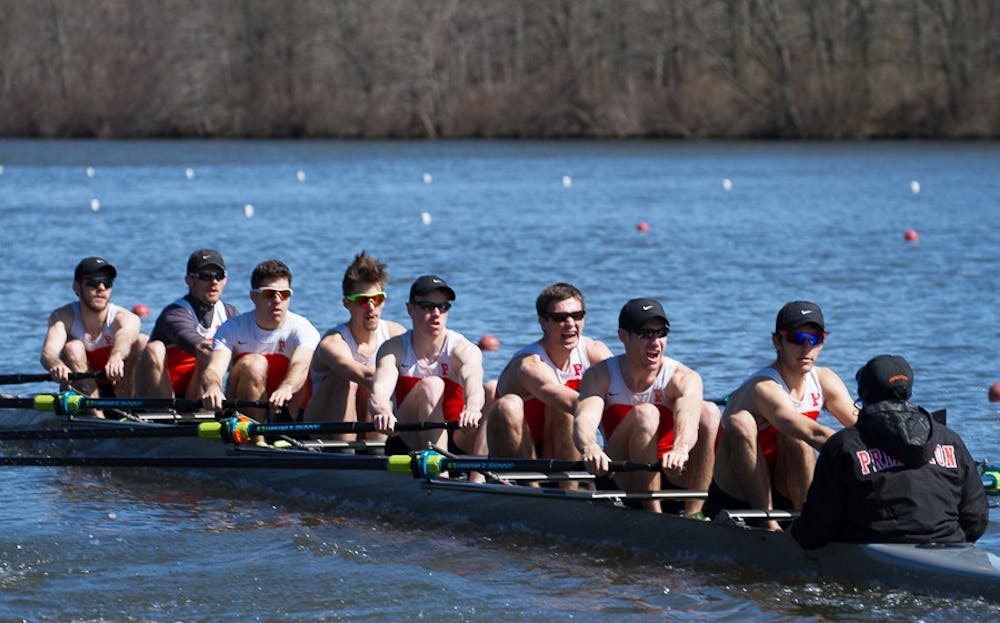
1 0 996 138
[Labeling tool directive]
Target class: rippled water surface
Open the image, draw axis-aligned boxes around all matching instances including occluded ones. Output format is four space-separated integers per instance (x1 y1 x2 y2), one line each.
0 140 998 621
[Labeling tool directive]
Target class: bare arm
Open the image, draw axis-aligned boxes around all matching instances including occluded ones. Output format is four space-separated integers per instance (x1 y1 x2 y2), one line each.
817 367 859 427
105 309 141 381
269 345 314 408
662 364 704 473
40 307 72 382
453 338 485 428
312 333 373 388
367 338 402 432
751 381 836 450
200 347 232 412
573 362 611 475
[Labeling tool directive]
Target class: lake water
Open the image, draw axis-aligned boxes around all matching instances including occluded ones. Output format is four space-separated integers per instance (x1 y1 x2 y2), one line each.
0 139 998 621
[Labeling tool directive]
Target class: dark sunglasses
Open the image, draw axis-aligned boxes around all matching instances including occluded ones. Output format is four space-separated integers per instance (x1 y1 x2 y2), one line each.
192 270 226 282
547 310 586 322
633 327 668 339
345 291 387 306
782 330 826 347
413 300 451 313
82 276 114 288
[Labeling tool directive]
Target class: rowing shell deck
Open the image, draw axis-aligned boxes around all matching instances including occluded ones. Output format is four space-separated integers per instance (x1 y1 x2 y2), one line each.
4 412 1000 601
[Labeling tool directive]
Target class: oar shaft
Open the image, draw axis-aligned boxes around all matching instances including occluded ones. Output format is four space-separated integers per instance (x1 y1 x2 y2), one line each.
248 420 457 436
0 371 105 385
0 426 199 441
0 454 402 470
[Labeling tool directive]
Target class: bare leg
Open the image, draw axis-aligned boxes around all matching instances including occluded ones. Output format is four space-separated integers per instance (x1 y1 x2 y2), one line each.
304 374 358 440
227 354 269 419
396 377 447 450
606 404 662 513
666 401 721 515
773 433 816 509
134 340 173 398
487 395 536 458
543 405 580 490
713 409 778 530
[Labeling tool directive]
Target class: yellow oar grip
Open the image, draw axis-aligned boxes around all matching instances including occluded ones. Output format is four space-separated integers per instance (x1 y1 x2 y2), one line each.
32 394 57 412
198 422 222 440
387 454 413 474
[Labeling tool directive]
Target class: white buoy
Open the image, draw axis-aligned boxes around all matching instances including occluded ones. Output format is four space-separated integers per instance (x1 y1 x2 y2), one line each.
722 178 733 191
561 175 572 188
420 211 432 225
422 172 433 185
89 198 101 212
86 166 95 178
296 170 306 183
910 180 921 195
243 203 255 219
185 168 195 180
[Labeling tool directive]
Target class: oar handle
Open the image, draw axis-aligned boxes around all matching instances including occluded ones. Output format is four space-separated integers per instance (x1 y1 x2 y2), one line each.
0 371 105 385
199 418 457 444
407 451 660 478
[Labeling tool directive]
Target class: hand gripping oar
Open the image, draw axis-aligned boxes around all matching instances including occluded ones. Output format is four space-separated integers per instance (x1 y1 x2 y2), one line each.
0 371 105 386
0 391 278 416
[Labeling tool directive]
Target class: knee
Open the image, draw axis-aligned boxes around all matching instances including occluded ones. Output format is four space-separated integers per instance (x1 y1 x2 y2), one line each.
142 341 167 365
724 410 758 444
492 394 524 426
699 401 722 431
61 340 86 364
631 403 661 437
412 376 445 401
232 354 269 382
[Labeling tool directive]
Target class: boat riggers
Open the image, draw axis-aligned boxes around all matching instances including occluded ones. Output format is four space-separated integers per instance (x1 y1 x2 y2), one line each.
0 391 278 416
0 371 104 385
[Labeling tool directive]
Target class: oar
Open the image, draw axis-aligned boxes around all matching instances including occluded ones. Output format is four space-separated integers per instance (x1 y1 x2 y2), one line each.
0 391 276 416
0 371 105 385
0 449 658 479
983 465 1000 495
0 419 458 443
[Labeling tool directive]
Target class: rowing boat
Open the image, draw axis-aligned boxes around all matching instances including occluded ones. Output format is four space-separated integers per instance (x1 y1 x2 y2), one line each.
3 409 999 602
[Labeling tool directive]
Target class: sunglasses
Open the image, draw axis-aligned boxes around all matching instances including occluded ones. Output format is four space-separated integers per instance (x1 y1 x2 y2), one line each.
82 276 114 289
632 327 668 340
192 270 226 282
345 291 387 306
413 300 452 313
252 287 293 301
782 330 826 347
547 310 586 322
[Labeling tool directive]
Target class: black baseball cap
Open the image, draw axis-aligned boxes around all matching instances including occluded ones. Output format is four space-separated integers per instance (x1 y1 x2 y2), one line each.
74 257 117 281
187 249 226 273
775 300 825 332
618 298 670 332
409 275 456 301
856 354 913 403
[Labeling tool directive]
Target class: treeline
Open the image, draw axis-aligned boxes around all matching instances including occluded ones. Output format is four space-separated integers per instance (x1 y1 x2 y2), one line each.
1 0 997 138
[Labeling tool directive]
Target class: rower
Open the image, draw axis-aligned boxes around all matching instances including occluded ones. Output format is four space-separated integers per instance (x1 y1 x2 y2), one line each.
791 354 988 548
573 298 720 515
488 283 612 485
303 251 405 440
703 301 857 530
201 259 320 421
368 275 488 470
40 256 147 406
134 249 238 400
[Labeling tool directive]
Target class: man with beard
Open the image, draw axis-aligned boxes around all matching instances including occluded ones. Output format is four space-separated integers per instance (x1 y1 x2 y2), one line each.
41 256 146 402
304 252 405 438
134 249 238 399
704 301 857 530
573 298 720 515
490 283 612 467
201 259 320 421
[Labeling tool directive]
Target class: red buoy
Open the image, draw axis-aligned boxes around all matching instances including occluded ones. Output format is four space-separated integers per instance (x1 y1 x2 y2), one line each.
132 303 150 318
903 229 919 242
478 334 500 351
989 381 1000 403
636 221 650 233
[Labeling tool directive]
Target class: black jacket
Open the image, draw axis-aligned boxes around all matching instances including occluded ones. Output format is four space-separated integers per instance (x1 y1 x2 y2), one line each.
791 400 989 549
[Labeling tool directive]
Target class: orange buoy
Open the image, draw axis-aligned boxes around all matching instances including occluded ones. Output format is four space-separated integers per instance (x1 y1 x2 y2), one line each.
132 303 150 318
989 381 1000 403
478 334 500 351
904 229 919 242
636 221 650 233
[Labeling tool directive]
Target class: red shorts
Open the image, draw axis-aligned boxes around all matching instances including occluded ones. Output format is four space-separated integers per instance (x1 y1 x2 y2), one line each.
523 378 581 445
758 411 819 473
395 376 464 421
602 403 676 456
166 347 197 395
233 353 312 410
85 346 113 388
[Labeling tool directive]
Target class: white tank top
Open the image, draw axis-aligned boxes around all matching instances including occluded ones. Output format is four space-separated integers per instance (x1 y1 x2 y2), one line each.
69 301 121 352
